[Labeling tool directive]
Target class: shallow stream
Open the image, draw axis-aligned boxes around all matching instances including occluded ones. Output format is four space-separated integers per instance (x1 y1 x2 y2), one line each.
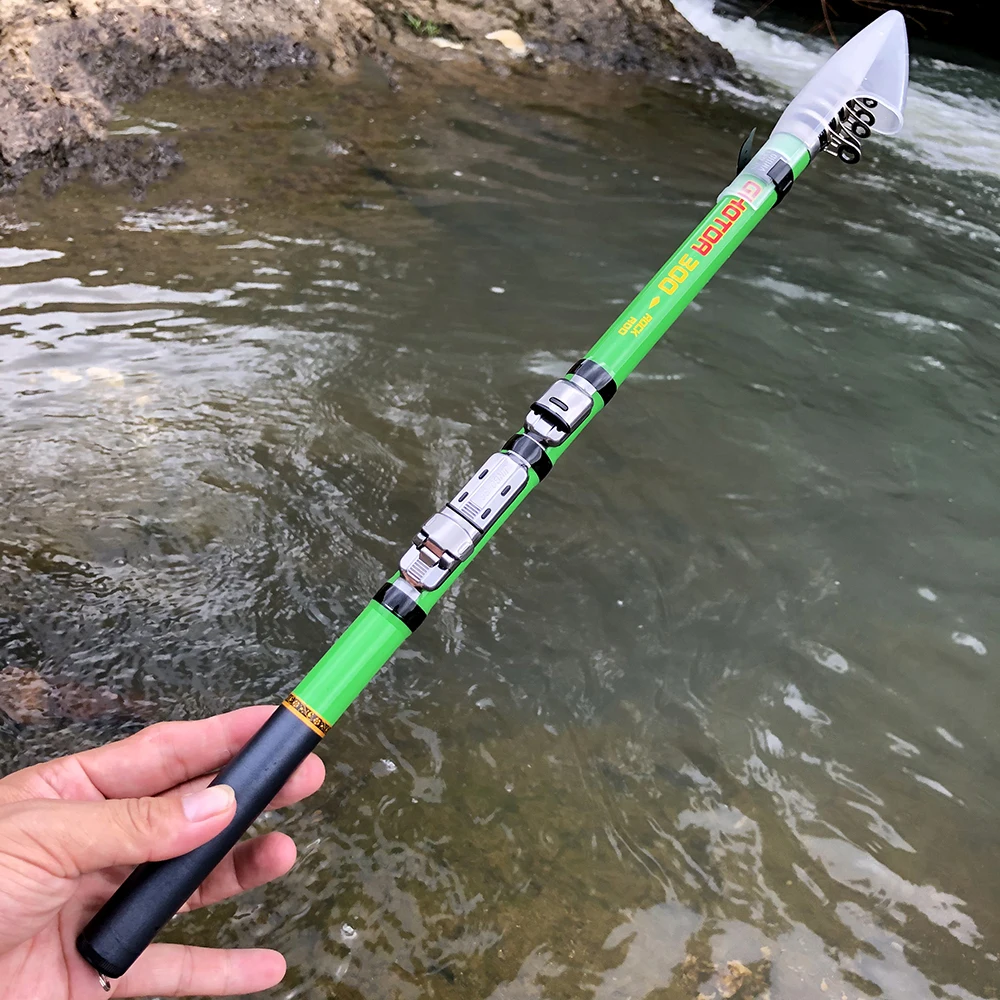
2 6 999 998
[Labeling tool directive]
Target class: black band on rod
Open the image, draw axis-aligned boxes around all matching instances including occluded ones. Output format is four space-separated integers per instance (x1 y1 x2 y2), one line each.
568 359 617 404
503 433 553 480
766 159 794 204
374 581 427 631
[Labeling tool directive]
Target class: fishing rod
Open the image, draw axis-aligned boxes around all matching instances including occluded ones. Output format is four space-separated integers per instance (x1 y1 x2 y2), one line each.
78 10 909 986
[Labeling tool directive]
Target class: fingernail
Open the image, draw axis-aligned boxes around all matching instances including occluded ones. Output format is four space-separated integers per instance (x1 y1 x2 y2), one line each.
182 784 235 822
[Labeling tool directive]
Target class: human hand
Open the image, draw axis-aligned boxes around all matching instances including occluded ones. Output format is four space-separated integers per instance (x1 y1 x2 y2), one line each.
0 706 325 998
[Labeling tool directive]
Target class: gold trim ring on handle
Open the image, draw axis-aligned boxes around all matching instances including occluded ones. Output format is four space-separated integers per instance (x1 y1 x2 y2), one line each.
281 694 332 738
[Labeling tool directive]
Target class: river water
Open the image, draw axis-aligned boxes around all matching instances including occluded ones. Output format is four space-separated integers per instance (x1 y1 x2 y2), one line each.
1 4 999 999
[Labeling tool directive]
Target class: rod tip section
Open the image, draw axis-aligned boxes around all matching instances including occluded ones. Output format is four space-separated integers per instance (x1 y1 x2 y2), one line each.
771 9 909 152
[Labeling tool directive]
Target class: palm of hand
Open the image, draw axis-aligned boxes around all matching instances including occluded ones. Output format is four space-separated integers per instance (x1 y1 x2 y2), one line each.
0 759 127 999
0 707 324 999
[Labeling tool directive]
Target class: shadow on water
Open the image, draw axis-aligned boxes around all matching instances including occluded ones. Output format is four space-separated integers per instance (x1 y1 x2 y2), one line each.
1 41 999 1000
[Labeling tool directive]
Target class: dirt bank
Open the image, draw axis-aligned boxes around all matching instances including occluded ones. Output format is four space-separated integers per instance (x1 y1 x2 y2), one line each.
0 0 734 194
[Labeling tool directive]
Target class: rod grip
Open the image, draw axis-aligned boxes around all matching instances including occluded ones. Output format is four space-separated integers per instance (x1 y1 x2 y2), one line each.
76 703 323 980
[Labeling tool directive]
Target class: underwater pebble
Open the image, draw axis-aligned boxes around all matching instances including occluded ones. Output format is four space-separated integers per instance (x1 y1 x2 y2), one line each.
87 366 125 386
802 640 849 674
371 758 397 777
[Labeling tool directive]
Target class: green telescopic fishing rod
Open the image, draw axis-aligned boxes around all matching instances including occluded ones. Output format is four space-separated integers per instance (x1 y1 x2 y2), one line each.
79 10 910 986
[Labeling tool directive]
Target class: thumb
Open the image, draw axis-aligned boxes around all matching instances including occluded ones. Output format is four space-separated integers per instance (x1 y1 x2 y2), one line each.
12 785 237 878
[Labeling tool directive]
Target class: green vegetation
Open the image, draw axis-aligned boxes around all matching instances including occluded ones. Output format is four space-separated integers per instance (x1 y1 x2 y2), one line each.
403 12 441 37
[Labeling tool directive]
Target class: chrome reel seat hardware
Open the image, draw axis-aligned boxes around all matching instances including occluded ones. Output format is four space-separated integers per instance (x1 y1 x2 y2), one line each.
397 374 598 593
399 453 530 591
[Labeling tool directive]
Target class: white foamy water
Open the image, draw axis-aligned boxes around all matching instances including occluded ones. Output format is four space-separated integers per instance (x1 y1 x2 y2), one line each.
674 0 1000 177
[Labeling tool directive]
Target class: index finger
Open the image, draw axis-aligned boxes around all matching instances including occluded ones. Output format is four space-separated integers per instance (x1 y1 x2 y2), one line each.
109 942 286 997
73 706 280 799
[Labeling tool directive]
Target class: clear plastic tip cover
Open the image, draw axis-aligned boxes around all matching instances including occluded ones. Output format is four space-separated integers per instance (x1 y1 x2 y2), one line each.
771 10 909 153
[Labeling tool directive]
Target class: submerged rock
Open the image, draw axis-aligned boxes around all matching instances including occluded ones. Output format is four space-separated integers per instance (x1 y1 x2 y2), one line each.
0 608 154 727
0 0 733 193
0 666 153 726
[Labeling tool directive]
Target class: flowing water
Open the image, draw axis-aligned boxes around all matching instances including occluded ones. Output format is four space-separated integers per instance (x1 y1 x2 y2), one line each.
2 5 1000 998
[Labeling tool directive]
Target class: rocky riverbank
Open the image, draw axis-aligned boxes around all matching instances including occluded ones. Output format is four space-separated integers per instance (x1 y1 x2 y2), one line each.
0 0 734 194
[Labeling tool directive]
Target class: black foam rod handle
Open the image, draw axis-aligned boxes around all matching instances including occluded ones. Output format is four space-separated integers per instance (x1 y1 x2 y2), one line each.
76 705 322 981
